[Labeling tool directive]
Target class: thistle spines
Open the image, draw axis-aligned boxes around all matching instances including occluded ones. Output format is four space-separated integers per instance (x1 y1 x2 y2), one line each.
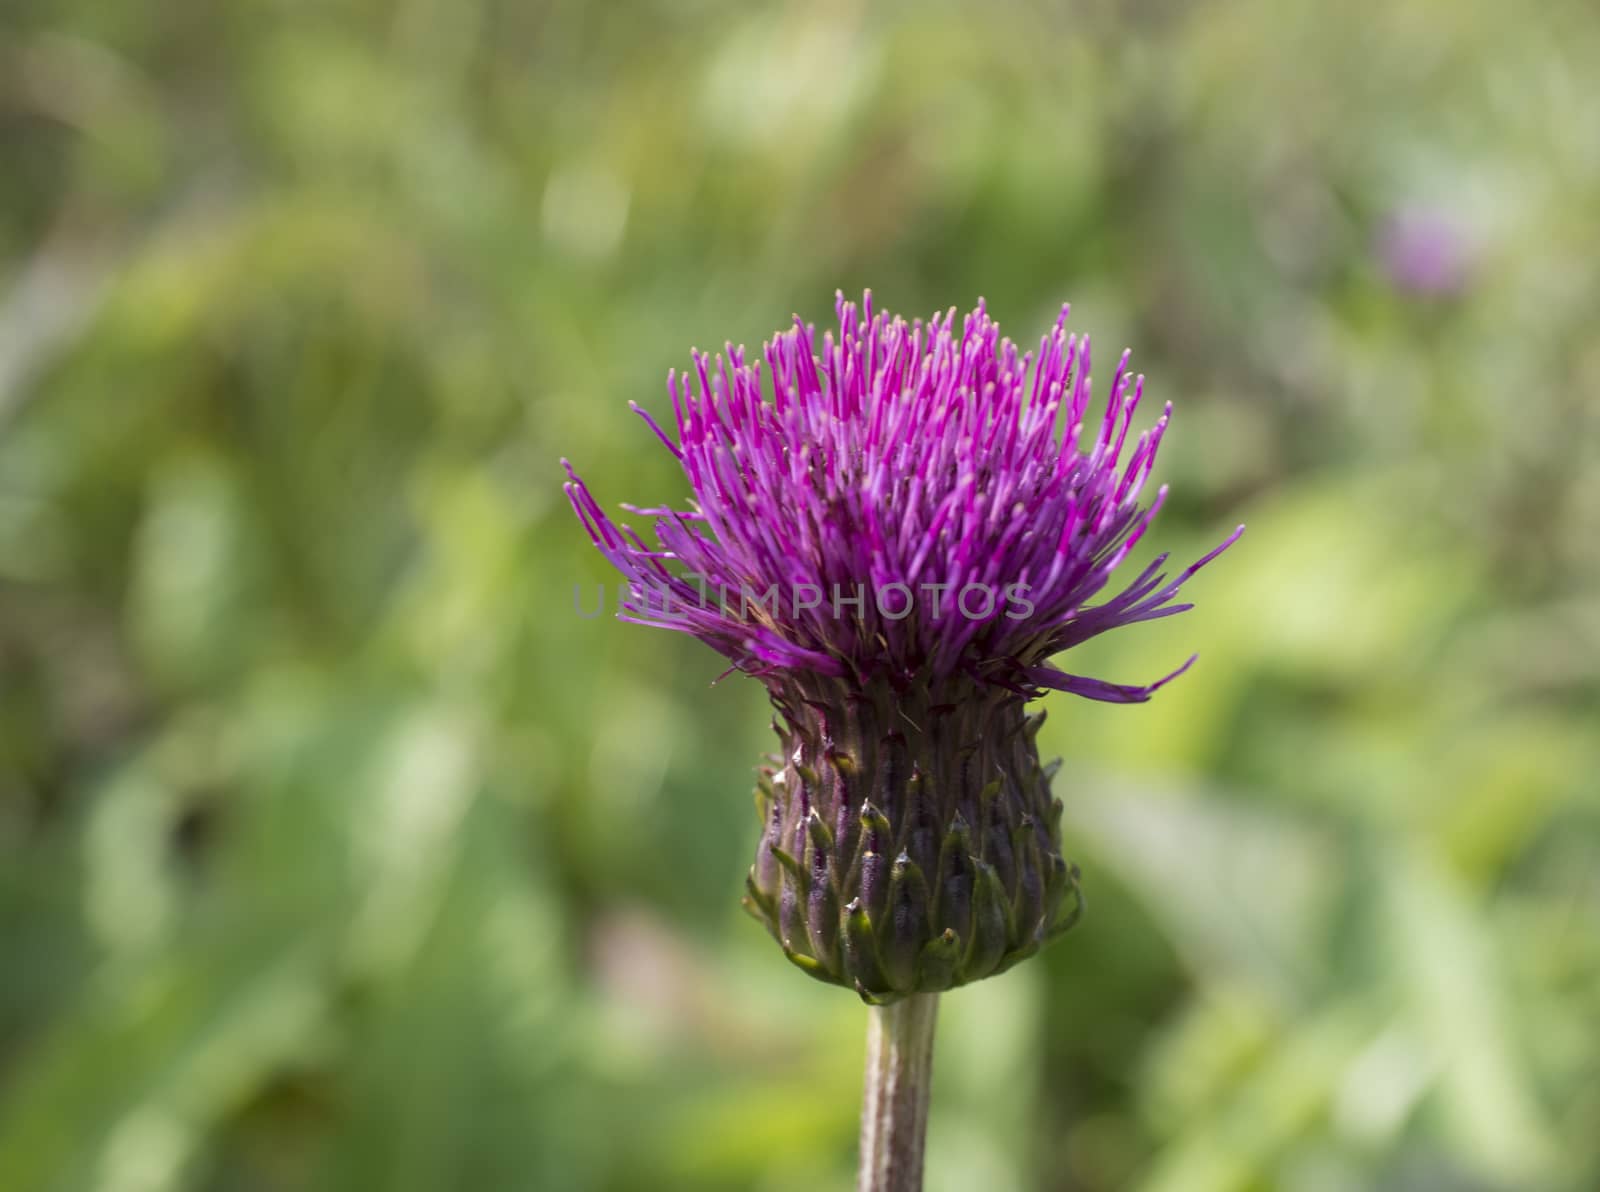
744 683 1082 1002
883 852 930 991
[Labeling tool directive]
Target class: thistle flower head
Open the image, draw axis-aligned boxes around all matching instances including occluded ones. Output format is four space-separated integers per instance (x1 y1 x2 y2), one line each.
563 292 1240 1000
565 292 1238 700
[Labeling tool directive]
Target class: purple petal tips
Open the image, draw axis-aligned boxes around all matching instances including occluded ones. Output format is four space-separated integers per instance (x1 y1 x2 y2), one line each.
564 293 1240 702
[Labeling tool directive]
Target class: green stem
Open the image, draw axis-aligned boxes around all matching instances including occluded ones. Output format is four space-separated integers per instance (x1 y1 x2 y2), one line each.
858 993 939 1192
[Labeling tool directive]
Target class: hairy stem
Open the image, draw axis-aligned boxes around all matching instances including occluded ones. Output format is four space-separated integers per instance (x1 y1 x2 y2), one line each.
858 993 939 1192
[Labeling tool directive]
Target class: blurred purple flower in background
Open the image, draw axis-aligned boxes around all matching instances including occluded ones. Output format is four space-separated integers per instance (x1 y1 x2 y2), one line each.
1379 205 1475 296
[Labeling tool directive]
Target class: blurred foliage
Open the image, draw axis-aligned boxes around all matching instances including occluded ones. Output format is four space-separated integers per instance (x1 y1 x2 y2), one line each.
2 0 1598 1189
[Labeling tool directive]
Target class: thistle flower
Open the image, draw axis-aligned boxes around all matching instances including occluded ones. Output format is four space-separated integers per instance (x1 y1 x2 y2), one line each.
563 292 1240 1004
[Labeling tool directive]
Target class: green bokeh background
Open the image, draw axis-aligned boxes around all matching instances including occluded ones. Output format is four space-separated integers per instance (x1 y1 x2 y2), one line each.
2 2 1597 1189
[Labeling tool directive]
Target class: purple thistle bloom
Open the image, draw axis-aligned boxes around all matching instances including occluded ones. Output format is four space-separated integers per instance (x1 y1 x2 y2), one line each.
565 292 1239 700
564 293 1241 999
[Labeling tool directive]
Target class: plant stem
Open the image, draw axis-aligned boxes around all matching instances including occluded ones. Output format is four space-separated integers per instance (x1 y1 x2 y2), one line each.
858 993 939 1192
